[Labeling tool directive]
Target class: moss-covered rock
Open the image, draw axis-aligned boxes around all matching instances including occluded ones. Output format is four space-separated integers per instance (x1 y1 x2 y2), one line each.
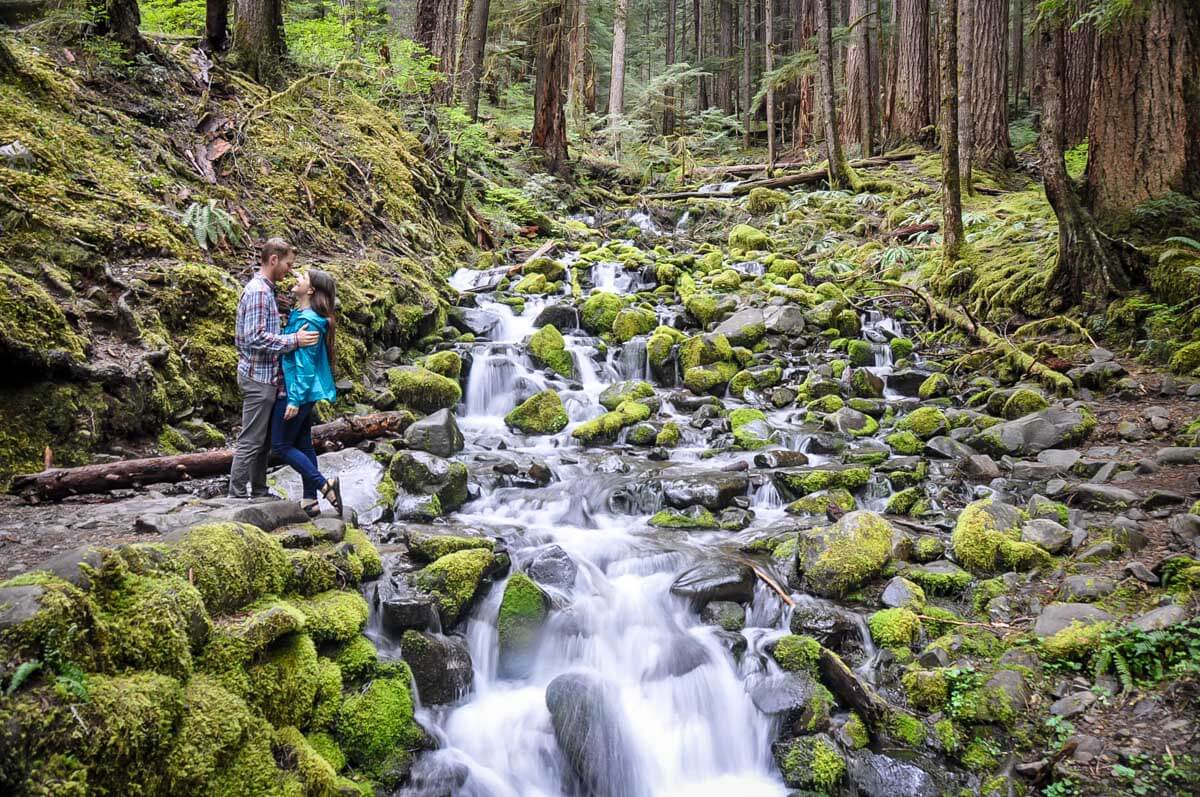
571 400 651 444
95 570 210 678
728 224 772 252
386 366 462 413
890 337 914 359
414 548 500 626
580 291 623 334
335 669 424 781
772 634 822 673
730 407 773 449
330 635 379 684
774 465 871 497
497 573 549 677
505 390 569 434
167 522 289 615
528 324 576 379
1001 388 1048 419
612 307 657 342
683 361 740 395
884 430 924 455
1169 341 1200 375
951 498 1052 574
773 733 845 792
745 187 789 215
418 350 463 380
794 510 893 598
655 422 682 447
287 590 369 645
902 669 950 712
244 632 322 728
868 607 922 650
897 406 948 439
274 725 341 796
649 506 719 528
918 372 952 399
598 380 655 411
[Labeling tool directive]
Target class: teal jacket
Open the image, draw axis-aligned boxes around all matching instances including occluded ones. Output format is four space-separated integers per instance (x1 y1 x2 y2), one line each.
281 308 337 407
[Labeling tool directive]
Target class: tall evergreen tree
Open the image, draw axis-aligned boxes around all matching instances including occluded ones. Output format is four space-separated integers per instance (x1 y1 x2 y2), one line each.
532 0 570 176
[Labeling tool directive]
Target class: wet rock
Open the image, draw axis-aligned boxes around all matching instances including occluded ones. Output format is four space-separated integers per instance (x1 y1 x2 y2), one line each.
599 380 655 411
497 574 550 679
825 407 877 436
846 368 885 399
846 750 939 797
403 408 464 458
986 668 1030 713
1021 519 1072 554
966 407 1096 457
401 630 474 704
527 544 578 589
1131 604 1188 632
533 304 579 330
887 369 935 398
750 671 830 735
794 511 894 598
659 471 749 511
881 577 925 609
378 578 439 636
924 436 977 460
700 600 746 632
1033 603 1114 637
1070 483 1139 511
545 673 642 797
714 308 766 347
670 561 756 606
388 451 468 520
773 734 845 791
789 597 864 649
753 449 810 468
449 306 500 337
33 545 105 590
959 454 1001 480
1060 574 1116 601
763 305 805 335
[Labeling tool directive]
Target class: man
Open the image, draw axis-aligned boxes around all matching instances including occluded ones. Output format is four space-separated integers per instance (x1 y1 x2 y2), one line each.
228 238 320 499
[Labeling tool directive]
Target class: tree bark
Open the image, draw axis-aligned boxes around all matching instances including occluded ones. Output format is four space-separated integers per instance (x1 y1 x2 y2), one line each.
940 0 963 265
205 0 229 51
957 0 974 192
865 0 881 153
718 0 736 113
0 32 19 81
11 411 416 502
94 0 142 49
742 0 753 147
766 0 776 173
665 0 677 134
1061 11 1091 147
532 0 570 176
694 0 708 110
817 0 850 187
969 0 1012 169
414 0 458 102
1009 0 1023 112
567 0 596 123
459 0 491 120
608 0 629 153
1038 20 1137 308
794 0 817 146
232 0 285 83
843 0 870 152
891 0 931 143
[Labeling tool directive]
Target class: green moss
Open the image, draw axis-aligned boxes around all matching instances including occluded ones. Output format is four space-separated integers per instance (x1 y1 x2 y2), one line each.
571 400 652 444
612 307 657 342
868 608 922 650
414 548 496 626
885 486 926 516
386 366 462 413
580 291 623 334
655 422 682 447
647 328 682 369
679 333 734 371
745 187 789 214
683 361 740 395
728 224 772 252
1169 341 1200 375
419 350 463 379
776 735 845 793
512 272 554 294
795 510 893 598
728 407 770 449
962 739 999 772
934 718 961 753
599 380 655 410
903 564 973 595
1040 620 1113 661
287 590 369 645
773 634 822 673
497 573 548 654
913 536 945 563
806 394 844 414
888 710 926 746
1027 495 1070 526
786 487 856 517
729 365 782 398
1002 387 1048 419
776 465 871 496
330 635 378 684
335 669 423 779
0 573 106 670
306 730 346 774
276 725 340 794
918 373 952 399
506 390 569 434
897 406 947 439
343 527 382 580
951 498 1052 575
649 508 718 528
408 533 493 562
244 632 321 728
890 337 914 359
158 425 195 455
168 522 289 615
902 669 949 711
95 571 209 678
847 339 873 367
528 325 576 379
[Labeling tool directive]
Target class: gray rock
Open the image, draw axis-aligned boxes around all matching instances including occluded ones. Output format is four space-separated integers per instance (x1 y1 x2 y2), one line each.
881 577 925 609
753 449 810 468
924 436 978 460
33 546 106 590
1038 449 1081 470
545 673 641 797
750 672 829 734
826 407 875 436
846 368 885 398
389 451 468 515
1034 603 1115 637
700 600 746 631
959 454 1001 480
527 545 577 589
1124 561 1158 584
789 596 864 650
763 305 805 335
401 631 473 704
847 750 940 797
659 471 749 510
377 578 438 637
1050 691 1096 718
1131 604 1188 632
533 304 579 330
1070 483 1139 511
0 585 50 634
403 408 464 458
1021 519 1072 554
1060 575 1116 601
887 370 935 398
714 308 766 347
967 407 1096 457
670 561 756 606
1154 447 1200 466
450 306 501 337
986 669 1030 713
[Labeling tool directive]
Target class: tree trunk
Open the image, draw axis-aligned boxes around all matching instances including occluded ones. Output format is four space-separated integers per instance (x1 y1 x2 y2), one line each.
766 0 776 172
865 0 881 153
459 0 491 120
11 411 416 502
0 33 20 82
1009 0 1023 113
414 0 458 102
532 0 570 176
969 0 1012 169
1038 20 1137 307
695 0 708 110
205 0 229 51
939 0 963 265
1086 0 1195 223
232 0 285 83
957 0 974 192
843 0 869 152
567 0 596 123
742 0 753 147
795 0 817 146
608 0 629 153
719 0 735 112
665 0 677 134
95 0 142 48
1061 12 1092 147
817 0 850 187
891 0 931 142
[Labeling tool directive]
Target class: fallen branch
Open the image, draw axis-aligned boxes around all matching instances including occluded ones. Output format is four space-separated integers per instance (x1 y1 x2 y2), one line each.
749 562 795 606
639 154 910 201
10 410 414 502
691 161 815 177
507 239 558 276
880 280 1075 396
886 222 938 240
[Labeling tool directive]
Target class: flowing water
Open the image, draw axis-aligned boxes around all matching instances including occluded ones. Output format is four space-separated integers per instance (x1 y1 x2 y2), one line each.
364 229 924 797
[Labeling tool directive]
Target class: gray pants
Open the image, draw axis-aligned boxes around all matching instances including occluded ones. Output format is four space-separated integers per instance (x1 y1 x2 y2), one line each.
228 373 277 497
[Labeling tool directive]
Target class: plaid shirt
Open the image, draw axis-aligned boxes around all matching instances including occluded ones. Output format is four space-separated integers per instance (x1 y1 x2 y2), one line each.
235 274 298 385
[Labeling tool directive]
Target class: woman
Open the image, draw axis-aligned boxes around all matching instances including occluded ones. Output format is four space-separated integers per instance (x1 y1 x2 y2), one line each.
272 268 343 517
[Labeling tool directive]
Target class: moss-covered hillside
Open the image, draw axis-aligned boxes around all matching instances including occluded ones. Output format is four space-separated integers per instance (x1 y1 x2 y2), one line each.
0 37 478 484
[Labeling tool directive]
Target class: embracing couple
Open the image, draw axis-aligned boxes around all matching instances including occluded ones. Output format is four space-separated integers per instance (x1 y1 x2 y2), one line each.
228 237 344 518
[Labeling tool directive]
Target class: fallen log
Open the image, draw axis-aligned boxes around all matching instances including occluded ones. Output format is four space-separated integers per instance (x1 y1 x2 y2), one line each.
880 280 1075 396
507 239 558 276
692 161 813 177
817 648 890 730
886 222 939 240
639 153 915 201
10 410 415 502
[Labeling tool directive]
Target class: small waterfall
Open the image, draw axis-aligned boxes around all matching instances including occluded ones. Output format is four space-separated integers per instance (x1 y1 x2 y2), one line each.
609 336 650 381
752 479 785 509
461 343 544 418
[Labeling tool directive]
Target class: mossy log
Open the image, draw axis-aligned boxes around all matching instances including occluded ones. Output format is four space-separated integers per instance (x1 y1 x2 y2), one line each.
642 153 918 200
882 280 1075 396
11 410 414 501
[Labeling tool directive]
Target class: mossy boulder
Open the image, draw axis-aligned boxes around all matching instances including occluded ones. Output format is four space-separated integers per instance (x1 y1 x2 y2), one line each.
166 522 289 615
896 406 948 439
497 573 549 678
656 422 682 447
335 669 425 782
867 607 922 650
683 361 740 396
772 634 822 673
679 333 734 371
786 488 856 517
730 407 774 449
773 465 871 498
1001 388 1049 419
288 590 370 644
728 224 772 252
414 548 503 627
0 575 106 668
612 307 657 342
407 532 494 563
683 292 721 326
1169 341 1200 375
244 632 322 728
418 350 463 379
745 187 789 214
951 498 1053 574
571 400 651 444
772 733 845 792
598 380 655 411
794 510 893 598
890 337 914 360
94 570 210 678
523 256 566 280
505 390 569 434
274 725 341 795
649 506 719 528
885 430 924 455
580 291 623 335
528 324 576 379
386 366 462 413
918 372 952 399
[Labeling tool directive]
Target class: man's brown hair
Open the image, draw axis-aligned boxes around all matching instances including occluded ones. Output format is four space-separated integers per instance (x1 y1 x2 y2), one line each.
259 237 295 264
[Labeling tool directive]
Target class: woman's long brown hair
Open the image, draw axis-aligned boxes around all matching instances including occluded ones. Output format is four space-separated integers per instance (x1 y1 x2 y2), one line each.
307 269 337 375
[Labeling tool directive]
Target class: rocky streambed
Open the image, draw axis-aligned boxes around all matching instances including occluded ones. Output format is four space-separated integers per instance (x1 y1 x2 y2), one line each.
4 209 1200 796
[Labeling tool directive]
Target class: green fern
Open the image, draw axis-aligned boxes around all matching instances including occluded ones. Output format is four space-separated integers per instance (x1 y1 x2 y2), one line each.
5 659 41 695
182 199 242 251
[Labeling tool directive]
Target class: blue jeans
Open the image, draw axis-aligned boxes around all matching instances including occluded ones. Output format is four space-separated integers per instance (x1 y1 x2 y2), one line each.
271 399 325 499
